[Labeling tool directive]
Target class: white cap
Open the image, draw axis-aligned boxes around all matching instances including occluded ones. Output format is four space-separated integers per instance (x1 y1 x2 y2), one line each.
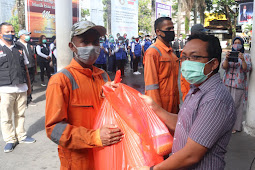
18 30 31 37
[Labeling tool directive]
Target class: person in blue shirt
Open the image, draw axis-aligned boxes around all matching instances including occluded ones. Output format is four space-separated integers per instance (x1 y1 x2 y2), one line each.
131 37 142 75
94 36 108 71
128 36 135 70
142 34 152 54
114 36 127 76
108 35 116 73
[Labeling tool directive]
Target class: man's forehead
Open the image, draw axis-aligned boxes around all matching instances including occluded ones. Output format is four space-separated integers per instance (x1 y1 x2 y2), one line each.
183 39 208 53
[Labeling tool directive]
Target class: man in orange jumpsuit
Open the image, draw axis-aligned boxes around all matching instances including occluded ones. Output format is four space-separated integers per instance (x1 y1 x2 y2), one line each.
143 17 179 114
45 21 124 170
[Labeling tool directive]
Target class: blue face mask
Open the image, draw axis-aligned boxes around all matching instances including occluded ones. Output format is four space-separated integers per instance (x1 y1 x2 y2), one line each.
3 34 15 41
181 59 214 85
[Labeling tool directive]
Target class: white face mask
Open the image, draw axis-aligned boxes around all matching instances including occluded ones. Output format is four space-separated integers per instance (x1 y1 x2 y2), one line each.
72 42 100 65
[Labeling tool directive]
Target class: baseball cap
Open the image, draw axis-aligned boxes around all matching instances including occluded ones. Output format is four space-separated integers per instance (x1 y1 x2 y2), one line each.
70 21 106 39
18 30 31 37
191 24 208 34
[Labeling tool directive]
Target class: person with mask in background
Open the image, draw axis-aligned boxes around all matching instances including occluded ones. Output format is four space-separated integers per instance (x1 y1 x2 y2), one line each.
16 30 37 107
222 37 252 134
95 36 108 71
108 35 116 74
140 33 236 170
141 34 152 54
128 36 135 70
45 21 124 169
0 22 35 153
115 36 127 77
131 36 142 75
36 35 51 86
143 17 179 114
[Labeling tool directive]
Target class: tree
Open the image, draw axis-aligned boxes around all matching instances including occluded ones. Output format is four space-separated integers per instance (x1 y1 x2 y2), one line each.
207 0 238 39
151 0 156 36
102 0 111 34
16 0 25 29
81 8 90 21
8 3 19 35
181 0 195 34
139 0 152 34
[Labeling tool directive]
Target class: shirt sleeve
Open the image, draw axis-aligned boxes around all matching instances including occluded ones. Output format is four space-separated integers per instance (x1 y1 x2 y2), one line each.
144 51 162 107
22 49 30 65
131 43 135 53
141 41 145 46
53 49 57 59
114 45 119 53
45 77 103 149
36 45 48 59
189 99 235 148
244 53 252 72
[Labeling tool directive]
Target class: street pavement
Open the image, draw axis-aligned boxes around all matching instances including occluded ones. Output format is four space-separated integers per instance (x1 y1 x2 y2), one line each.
0 51 255 170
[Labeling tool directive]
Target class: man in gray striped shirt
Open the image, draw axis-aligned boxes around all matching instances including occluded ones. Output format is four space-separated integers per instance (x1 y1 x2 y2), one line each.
140 33 236 170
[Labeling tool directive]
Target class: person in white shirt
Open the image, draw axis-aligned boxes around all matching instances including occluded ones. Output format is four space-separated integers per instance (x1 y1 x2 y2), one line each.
36 35 51 86
0 22 36 153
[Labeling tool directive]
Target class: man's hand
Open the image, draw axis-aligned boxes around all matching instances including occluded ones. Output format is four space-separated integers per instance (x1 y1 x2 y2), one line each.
27 87 31 96
46 56 51 60
139 166 150 170
100 124 124 146
139 93 159 111
238 52 245 61
226 51 230 59
104 81 119 89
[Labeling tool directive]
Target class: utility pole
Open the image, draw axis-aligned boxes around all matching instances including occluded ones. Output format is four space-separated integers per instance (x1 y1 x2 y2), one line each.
55 0 73 71
243 1 255 137
177 0 182 37
151 0 156 36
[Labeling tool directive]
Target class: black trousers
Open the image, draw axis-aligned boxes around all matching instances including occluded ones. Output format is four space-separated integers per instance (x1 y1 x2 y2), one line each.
38 61 51 83
133 56 140 72
27 67 35 104
116 59 125 76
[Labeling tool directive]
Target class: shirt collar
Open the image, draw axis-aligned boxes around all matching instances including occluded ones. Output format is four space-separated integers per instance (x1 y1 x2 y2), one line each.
155 38 173 52
0 39 15 49
190 73 222 94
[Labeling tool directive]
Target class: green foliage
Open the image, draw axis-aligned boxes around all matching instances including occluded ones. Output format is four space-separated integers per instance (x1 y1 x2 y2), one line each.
138 0 152 33
185 16 189 33
81 8 90 20
7 14 19 35
244 24 252 33
102 0 110 28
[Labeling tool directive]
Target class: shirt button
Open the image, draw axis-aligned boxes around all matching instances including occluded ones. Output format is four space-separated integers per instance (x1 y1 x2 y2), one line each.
191 94 194 97
174 137 176 140
178 122 181 125
184 108 186 110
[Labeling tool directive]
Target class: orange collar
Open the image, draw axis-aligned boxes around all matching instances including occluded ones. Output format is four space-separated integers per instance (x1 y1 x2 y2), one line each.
155 39 173 53
69 58 105 76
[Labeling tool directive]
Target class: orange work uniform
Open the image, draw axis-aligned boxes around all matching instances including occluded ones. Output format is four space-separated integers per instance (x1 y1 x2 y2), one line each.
45 59 110 170
180 74 190 101
143 39 179 114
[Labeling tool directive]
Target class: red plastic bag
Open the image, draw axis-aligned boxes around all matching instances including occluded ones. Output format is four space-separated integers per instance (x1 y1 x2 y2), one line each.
93 71 173 170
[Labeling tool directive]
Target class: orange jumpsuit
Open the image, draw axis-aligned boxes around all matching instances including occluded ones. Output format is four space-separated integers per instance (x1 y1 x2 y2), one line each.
143 39 179 114
180 74 190 101
45 59 110 170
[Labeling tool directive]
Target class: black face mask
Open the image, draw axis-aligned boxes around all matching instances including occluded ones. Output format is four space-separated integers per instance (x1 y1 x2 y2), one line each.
159 30 175 43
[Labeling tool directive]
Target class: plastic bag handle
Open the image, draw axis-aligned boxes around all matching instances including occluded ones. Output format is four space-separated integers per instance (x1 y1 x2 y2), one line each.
114 70 122 84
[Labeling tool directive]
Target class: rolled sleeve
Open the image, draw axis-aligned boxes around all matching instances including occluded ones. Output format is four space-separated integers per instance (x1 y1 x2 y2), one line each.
189 99 234 148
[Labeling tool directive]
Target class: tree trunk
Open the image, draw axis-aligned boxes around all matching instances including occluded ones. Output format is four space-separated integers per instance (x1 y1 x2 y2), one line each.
185 11 191 35
151 0 156 36
177 0 182 37
193 0 197 24
199 6 205 24
16 0 25 29
108 0 111 34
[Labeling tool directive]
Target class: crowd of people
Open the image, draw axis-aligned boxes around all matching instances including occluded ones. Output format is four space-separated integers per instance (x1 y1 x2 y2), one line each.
0 16 252 170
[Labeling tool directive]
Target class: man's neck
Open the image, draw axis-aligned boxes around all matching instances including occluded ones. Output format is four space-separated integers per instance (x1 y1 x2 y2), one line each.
157 36 170 47
74 57 93 70
1 38 13 47
20 39 27 44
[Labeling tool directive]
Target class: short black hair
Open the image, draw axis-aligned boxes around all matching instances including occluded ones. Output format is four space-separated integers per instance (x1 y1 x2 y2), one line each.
0 22 13 33
154 17 172 33
187 33 222 73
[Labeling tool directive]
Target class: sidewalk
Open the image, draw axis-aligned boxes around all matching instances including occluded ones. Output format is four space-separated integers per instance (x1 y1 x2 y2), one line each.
0 55 254 169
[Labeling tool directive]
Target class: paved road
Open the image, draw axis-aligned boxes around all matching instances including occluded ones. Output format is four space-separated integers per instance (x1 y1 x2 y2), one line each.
0 51 255 170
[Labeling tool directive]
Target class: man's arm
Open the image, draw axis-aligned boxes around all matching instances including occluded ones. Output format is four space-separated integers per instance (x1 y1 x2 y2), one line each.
153 138 208 170
25 65 31 96
144 51 162 107
139 94 177 131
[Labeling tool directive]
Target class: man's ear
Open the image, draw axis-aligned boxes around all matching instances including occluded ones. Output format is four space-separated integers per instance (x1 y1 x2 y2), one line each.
69 42 76 53
212 58 219 71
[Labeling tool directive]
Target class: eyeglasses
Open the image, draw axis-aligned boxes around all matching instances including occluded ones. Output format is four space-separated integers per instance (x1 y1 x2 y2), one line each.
178 55 211 62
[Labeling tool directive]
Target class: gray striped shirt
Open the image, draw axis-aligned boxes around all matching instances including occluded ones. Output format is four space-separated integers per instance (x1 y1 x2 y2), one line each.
172 73 236 169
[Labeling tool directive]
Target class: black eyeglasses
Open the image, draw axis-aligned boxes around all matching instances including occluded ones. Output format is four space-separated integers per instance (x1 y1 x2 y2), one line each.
178 55 210 61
